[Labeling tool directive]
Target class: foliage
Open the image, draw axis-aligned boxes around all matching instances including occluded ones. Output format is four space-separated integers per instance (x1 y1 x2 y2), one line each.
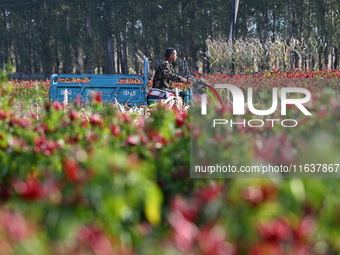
206 37 332 74
0 0 339 74
0 72 340 254
196 68 340 99
7 80 50 100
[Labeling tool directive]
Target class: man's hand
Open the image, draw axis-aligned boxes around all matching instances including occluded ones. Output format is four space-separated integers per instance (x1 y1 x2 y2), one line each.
181 77 188 83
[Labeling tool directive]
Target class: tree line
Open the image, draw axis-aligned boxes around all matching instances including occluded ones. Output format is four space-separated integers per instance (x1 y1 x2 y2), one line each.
0 0 339 78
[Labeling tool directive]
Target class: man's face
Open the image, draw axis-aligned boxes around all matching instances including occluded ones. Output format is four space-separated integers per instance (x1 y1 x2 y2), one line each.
170 51 177 62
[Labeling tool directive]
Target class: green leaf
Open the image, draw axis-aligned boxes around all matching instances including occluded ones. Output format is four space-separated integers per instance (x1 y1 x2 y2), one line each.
144 182 163 226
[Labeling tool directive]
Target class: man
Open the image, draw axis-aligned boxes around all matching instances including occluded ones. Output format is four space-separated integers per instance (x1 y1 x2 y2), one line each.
152 48 187 90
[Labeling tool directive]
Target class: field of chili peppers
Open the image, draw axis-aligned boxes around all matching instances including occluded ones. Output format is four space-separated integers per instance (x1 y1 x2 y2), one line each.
0 69 340 255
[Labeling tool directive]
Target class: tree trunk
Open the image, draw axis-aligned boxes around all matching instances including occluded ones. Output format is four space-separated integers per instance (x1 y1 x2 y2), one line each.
106 36 115 74
42 2 51 79
122 28 128 74
104 0 115 74
75 46 85 74
54 39 60 74
62 12 72 73
272 0 276 41
286 0 292 39
334 46 338 69
116 34 121 74
85 14 93 74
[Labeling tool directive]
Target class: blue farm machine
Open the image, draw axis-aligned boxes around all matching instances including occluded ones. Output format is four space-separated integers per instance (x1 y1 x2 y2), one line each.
49 58 192 107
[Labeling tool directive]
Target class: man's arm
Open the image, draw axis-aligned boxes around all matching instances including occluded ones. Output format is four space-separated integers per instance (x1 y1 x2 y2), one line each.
162 62 187 83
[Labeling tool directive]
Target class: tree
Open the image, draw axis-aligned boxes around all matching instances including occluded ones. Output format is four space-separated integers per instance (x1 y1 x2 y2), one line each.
0 0 338 77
